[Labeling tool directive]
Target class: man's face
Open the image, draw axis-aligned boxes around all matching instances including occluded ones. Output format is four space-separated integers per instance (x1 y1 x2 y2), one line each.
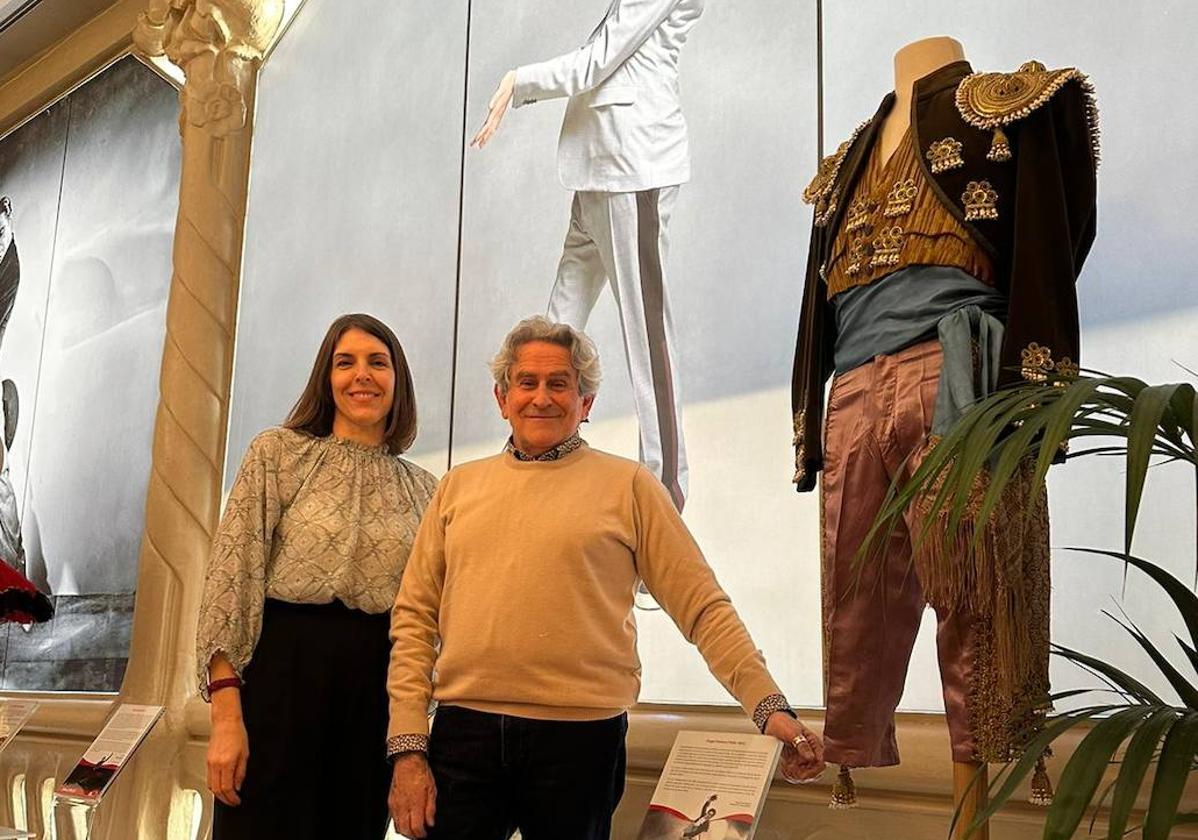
495 340 594 456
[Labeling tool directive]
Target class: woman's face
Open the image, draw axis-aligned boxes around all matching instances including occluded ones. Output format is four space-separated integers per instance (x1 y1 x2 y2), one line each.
329 327 395 438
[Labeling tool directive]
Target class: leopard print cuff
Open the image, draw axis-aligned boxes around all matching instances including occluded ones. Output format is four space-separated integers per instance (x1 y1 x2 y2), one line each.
387 733 429 758
752 693 794 733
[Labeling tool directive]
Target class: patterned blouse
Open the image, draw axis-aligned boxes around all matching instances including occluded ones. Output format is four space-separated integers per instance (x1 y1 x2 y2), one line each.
195 426 438 695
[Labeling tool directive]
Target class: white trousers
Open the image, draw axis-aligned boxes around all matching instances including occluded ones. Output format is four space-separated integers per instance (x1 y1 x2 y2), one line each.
547 187 688 509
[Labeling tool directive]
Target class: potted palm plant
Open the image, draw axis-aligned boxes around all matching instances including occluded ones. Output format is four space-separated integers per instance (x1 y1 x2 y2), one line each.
861 372 1197 839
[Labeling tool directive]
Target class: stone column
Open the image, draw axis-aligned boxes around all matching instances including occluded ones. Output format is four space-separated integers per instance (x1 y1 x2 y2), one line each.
90 3 282 836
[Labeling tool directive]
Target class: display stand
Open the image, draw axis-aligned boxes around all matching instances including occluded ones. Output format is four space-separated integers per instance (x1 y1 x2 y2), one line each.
0 700 39 839
50 704 163 839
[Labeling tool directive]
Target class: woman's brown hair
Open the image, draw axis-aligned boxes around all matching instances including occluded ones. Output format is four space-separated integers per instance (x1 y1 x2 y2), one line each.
284 313 417 454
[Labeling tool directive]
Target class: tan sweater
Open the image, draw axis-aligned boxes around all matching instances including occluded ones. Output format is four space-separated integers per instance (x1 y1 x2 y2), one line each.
387 443 782 743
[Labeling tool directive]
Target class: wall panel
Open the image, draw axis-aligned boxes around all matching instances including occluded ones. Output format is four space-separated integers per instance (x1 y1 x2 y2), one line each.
228 0 468 478
456 0 824 706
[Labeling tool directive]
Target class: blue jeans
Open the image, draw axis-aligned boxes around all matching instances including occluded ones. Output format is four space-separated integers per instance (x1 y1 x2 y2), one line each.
426 705 627 840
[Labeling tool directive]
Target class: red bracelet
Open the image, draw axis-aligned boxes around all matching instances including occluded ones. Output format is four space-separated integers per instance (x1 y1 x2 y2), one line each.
207 676 243 695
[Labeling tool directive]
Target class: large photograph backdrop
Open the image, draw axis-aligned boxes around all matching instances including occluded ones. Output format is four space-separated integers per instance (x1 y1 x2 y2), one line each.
0 56 179 690
230 0 1198 713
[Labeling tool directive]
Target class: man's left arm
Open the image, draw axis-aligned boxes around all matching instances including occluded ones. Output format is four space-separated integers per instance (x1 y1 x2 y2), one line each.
632 469 825 779
512 0 679 107
471 0 679 148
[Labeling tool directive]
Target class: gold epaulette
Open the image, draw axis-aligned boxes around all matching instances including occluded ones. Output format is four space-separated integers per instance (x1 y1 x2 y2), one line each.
803 120 868 226
956 61 1100 167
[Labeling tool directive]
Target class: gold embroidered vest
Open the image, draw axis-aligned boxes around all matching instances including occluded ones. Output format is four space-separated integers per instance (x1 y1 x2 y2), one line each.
824 128 994 299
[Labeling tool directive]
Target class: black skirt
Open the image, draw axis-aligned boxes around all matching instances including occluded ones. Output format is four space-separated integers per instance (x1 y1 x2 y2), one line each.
213 598 392 840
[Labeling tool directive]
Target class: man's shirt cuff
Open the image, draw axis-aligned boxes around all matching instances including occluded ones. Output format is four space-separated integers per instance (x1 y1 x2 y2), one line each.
752 693 794 733
387 733 430 758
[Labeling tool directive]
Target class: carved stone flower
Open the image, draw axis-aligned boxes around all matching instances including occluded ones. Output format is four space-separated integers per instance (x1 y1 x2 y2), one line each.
184 79 246 136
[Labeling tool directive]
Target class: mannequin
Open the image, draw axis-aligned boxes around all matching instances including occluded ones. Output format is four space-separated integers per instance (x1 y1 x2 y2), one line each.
894 39 988 837
792 35 1099 838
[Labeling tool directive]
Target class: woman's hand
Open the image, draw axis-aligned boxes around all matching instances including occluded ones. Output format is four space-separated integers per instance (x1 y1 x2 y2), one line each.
765 712 825 784
208 710 249 806
207 693 250 806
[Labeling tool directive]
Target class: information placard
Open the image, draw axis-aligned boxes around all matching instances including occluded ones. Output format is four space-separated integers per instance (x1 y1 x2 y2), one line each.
636 730 781 840
54 704 163 803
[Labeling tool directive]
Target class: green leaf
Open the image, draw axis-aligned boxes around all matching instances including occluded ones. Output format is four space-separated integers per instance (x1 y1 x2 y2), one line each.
1144 712 1198 839
963 707 1122 836
1053 643 1165 705
1124 384 1183 555
1110 611 1198 710
1107 708 1180 840
1044 707 1151 839
1071 549 1198 665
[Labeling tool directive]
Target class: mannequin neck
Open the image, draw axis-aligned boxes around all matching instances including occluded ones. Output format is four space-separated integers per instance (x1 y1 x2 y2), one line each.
893 37 966 102
877 37 966 164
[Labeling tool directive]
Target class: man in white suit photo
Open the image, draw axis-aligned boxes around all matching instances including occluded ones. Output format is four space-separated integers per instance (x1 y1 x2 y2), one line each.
473 0 704 511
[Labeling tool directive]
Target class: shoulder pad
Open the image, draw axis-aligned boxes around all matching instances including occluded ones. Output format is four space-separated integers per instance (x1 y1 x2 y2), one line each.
956 61 1100 164
803 120 868 226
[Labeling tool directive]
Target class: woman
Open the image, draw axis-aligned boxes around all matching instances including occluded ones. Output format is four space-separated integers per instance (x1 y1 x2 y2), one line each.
196 313 438 838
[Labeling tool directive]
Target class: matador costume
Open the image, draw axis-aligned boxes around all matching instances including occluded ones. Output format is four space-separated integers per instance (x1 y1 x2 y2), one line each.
790 60 1098 801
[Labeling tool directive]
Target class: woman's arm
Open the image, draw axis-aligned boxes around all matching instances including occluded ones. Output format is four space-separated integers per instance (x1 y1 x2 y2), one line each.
206 652 250 807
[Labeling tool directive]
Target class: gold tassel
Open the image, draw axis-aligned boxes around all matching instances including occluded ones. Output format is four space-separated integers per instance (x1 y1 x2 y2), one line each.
988 127 1012 162
829 765 858 810
1030 753 1054 806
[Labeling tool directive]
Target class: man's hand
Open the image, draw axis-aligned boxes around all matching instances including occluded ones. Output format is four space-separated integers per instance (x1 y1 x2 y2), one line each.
206 712 250 807
470 70 516 149
389 752 437 839
765 712 825 784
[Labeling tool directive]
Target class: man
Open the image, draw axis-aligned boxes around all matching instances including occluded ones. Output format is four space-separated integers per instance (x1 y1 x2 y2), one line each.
472 0 704 510
387 316 823 839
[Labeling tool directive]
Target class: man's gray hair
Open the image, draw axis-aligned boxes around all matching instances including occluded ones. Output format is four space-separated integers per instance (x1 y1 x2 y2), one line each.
490 315 602 396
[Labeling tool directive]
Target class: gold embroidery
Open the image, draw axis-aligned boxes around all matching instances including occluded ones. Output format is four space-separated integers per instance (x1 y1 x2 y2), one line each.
883 177 918 217
845 234 869 277
792 409 808 485
804 121 870 227
914 454 1052 764
988 126 1012 162
814 186 841 228
1020 342 1053 382
927 137 965 173
1053 357 1078 388
956 61 1101 168
963 180 999 221
868 225 904 268
844 198 873 233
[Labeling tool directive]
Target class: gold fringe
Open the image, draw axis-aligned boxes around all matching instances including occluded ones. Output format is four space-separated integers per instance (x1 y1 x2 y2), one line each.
988 127 1012 162
830 766 858 810
1030 752 1054 806
913 445 1052 762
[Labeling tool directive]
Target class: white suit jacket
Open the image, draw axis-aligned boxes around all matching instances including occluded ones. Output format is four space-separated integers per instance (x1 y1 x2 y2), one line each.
512 0 703 193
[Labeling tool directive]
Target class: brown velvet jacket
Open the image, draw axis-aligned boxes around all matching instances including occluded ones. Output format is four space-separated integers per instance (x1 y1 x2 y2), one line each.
791 60 1098 491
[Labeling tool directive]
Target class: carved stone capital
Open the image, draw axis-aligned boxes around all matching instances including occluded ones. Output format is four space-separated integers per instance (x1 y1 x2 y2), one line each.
134 0 283 135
